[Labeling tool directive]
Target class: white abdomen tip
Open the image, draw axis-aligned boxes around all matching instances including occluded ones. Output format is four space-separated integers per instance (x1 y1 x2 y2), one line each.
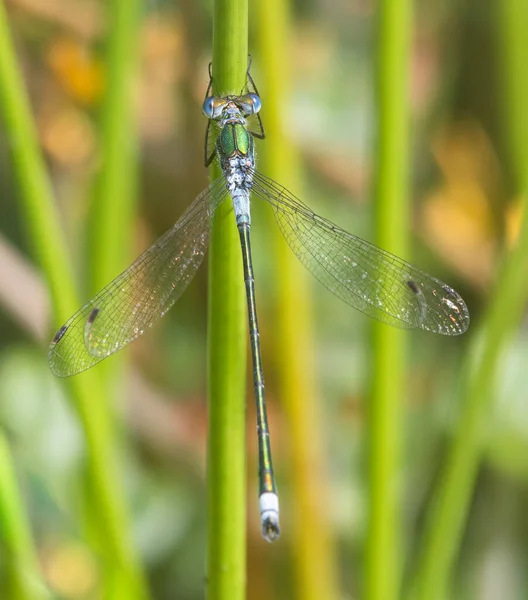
260 492 280 542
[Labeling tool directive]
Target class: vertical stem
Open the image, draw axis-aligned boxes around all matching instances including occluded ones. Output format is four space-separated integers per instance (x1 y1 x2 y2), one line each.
70 376 148 600
366 2 412 600
89 0 142 294
407 2 528 599
256 0 340 596
83 6 144 584
207 1 248 598
85 0 141 442
0 434 50 600
0 2 77 320
499 0 528 193
0 6 148 599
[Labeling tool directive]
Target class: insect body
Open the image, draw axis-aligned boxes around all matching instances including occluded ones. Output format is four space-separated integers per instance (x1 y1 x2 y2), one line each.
49 63 469 542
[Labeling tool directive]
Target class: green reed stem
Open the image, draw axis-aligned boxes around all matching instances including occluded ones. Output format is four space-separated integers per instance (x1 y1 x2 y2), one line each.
256 0 340 598
499 0 528 192
89 0 141 294
0 3 77 319
85 0 142 445
0 6 147 599
0 434 50 600
366 2 412 600
207 2 248 599
407 2 528 599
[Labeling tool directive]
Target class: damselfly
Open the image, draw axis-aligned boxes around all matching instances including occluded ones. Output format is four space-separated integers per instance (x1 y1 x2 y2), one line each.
48 62 470 542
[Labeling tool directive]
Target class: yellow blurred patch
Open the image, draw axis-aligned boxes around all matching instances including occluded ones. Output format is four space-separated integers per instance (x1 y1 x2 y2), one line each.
43 540 98 598
505 197 525 248
47 37 104 106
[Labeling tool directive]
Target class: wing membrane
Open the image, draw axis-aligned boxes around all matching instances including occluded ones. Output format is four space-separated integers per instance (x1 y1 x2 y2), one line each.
49 178 227 377
251 171 469 335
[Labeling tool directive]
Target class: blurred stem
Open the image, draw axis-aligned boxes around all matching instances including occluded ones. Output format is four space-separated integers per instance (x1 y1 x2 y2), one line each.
0 435 50 600
0 2 77 318
256 1 340 599
366 2 412 600
0 6 147 599
70 376 148 600
407 2 528 600
89 0 141 293
499 0 528 192
88 0 142 392
207 2 248 599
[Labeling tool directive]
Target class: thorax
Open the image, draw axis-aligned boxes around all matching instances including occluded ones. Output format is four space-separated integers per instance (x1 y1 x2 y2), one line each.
217 123 254 162
217 122 255 194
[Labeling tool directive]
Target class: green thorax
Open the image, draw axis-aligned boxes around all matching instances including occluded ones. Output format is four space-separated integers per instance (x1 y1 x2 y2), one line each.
217 122 254 159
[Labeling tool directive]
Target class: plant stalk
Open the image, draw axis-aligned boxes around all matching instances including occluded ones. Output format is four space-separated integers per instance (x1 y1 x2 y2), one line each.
407 1 528 597
256 0 340 597
0 434 50 599
366 1 413 599
0 6 148 598
207 1 248 598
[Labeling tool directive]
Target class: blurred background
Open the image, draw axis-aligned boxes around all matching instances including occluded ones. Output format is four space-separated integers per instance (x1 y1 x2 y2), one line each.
0 0 527 599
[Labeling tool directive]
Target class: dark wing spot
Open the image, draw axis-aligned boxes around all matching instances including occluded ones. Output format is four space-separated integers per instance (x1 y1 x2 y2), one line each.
406 280 421 295
87 307 100 324
51 324 68 345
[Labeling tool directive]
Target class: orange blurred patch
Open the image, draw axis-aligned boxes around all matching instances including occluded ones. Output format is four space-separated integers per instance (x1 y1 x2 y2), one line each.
46 37 104 106
40 108 95 167
420 121 503 290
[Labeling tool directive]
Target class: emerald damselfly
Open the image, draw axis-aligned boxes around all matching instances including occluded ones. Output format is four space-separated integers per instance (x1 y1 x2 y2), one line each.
49 63 470 542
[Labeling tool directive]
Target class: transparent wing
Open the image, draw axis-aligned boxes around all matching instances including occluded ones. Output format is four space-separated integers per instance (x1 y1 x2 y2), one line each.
49 178 228 377
251 171 469 335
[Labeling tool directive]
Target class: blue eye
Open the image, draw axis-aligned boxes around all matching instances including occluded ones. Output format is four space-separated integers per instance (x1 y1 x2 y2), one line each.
247 93 262 115
202 97 215 118
236 93 262 116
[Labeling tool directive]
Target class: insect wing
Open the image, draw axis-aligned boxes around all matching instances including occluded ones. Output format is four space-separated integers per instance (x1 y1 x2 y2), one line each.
252 171 469 335
49 180 227 377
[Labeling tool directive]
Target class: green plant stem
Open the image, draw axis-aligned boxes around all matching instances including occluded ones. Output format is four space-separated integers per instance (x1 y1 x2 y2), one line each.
206 2 248 599
499 0 528 192
85 0 142 462
0 434 50 600
0 6 147 599
84 2 146 592
71 376 148 600
0 4 77 319
89 0 141 294
256 0 340 598
366 2 412 600
407 2 528 598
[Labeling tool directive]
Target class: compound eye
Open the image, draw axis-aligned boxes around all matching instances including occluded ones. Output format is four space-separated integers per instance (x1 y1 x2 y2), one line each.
246 93 262 115
202 97 215 118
